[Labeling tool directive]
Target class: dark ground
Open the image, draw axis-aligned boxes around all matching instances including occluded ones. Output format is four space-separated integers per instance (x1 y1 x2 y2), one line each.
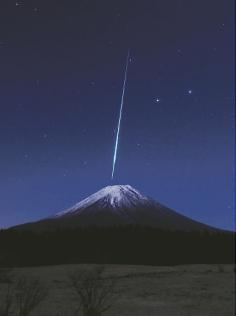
10 263 235 316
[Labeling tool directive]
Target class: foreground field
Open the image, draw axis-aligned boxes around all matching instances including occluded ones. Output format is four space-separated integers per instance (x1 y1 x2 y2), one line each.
8 264 235 316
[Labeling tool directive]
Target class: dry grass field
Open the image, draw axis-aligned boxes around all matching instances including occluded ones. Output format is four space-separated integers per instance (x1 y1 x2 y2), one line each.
4 263 233 316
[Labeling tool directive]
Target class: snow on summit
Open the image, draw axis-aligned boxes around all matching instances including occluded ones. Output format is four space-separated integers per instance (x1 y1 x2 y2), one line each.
15 184 218 232
101 185 147 206
55 185 148 217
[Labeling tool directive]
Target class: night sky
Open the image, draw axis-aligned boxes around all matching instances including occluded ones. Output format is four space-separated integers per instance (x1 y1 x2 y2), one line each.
0 1 234 230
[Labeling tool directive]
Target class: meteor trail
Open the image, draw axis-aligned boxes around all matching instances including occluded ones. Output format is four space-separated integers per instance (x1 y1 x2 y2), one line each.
111 51 130 180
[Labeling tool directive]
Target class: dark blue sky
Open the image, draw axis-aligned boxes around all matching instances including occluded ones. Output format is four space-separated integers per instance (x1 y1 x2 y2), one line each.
0 0 234 230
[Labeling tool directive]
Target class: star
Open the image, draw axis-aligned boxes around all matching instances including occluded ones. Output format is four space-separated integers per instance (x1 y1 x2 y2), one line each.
63 170 69 177
188 90 192 94
219 23 226 31
156 98 160 102
16 1 23 7
42 133 48 139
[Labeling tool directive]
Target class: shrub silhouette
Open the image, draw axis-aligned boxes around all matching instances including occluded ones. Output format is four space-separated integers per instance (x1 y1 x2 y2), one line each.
0 273 47 316
14 276 48 316
68 266 117 316
0 284 14 316
0 268 14 316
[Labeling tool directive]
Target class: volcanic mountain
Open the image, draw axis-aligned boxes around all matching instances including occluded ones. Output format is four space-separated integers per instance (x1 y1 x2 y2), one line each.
14 185 217 232
5 185 234 266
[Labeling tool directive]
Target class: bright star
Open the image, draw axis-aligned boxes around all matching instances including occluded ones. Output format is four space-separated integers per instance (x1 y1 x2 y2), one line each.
188 90 192 94
16 1 23 6
156 98 160 102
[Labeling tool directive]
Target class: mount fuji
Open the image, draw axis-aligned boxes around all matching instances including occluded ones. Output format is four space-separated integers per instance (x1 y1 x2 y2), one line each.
5 185 234 266
13 185 217 232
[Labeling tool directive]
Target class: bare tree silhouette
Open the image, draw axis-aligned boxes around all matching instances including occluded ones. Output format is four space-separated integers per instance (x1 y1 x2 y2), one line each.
14 276 48 316
68 266 117 316
0 268 14 316
0 284 14 316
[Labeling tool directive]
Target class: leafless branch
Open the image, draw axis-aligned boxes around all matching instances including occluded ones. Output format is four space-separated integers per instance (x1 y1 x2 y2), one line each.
68 266 117 316
0 283 14 316
14 276 48 316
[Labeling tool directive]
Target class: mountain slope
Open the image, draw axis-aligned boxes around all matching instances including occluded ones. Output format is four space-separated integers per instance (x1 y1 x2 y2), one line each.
13 185 218 232
4 185 234 266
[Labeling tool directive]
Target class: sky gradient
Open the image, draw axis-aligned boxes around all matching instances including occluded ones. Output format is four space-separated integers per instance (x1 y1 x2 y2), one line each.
0 0 234 230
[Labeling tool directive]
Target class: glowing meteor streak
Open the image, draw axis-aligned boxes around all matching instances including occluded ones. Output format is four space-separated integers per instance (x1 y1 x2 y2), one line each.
111 51 130 180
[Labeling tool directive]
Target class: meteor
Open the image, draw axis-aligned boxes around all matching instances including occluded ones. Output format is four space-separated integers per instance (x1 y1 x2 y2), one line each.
111 51 130 180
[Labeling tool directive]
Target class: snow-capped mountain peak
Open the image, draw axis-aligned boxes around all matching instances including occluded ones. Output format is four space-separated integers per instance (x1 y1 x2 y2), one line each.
13 184 218 232
99 185 147 206
54 185 149 217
